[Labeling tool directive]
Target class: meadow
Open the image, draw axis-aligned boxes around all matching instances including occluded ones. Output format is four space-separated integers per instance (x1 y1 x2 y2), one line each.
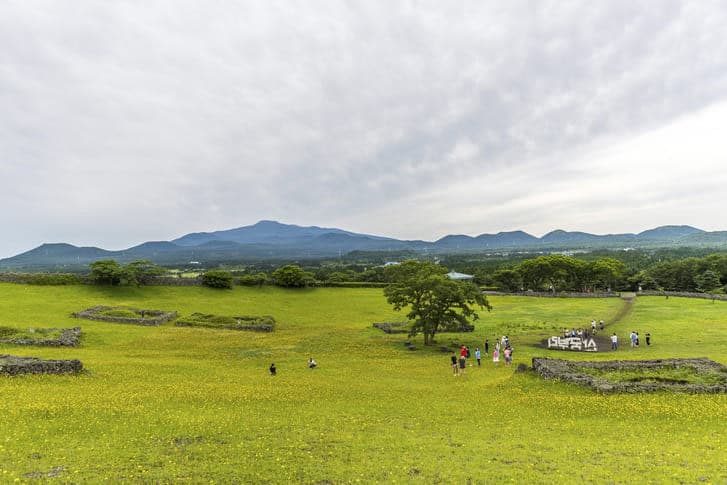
0 283 725 483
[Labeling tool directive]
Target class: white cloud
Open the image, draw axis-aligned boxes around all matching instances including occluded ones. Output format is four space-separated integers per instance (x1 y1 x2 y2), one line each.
1 1 727 256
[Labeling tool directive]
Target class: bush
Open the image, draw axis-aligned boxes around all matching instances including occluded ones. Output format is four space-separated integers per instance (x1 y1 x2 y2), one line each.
272 265 313 288
238 273 269 286
201 270 234 289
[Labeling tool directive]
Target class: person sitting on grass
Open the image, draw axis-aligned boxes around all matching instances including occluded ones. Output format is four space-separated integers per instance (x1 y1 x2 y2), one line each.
308 357 317 369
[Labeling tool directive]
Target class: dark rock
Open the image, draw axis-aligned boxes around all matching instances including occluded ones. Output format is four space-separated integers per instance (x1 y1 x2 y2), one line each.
0 355 83 375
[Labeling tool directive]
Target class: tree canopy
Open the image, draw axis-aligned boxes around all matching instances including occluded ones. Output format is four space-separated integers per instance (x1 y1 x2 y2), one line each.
89 259 165 286
272 264 313 287
383 260 491 345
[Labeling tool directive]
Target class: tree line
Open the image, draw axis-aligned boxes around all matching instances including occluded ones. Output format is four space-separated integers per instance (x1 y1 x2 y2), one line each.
80 250 727 294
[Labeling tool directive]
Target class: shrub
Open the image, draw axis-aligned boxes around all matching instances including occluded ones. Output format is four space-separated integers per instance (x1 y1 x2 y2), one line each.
272 265 313 288
238 273 269 286
201 270 233 289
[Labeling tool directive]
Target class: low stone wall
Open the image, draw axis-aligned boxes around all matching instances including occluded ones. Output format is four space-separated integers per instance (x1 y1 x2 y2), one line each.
73 306 177 326
532 357 727 394
372 322 410 334
484 291 619 298
0 273 86 285
0 327 81 347
174 313 275 332
0 355 83 375
144 277 203 287
175 321 274 332
639 291 727 301
372 322 475 334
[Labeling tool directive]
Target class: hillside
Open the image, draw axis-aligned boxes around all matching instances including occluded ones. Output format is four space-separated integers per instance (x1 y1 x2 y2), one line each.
1 221 727 270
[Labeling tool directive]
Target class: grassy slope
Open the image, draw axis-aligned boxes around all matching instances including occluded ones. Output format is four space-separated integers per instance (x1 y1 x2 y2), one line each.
0 284 725 483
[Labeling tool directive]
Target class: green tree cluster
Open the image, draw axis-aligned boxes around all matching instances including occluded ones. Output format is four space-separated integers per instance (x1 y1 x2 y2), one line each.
516 255 627 292
88 260 165 286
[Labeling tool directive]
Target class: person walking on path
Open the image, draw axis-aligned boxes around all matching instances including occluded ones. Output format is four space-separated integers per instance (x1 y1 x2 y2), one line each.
611 333 618 350
451 354 458 376
475 347 481 367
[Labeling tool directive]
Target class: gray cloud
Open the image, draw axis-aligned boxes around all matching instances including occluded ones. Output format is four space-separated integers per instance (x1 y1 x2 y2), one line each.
1 1 727 256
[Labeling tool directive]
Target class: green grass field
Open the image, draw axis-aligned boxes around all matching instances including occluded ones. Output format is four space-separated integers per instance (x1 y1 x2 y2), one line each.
0 283 725 483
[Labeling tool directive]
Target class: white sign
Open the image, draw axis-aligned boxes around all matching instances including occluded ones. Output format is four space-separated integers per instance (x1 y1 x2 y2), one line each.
548 336 597 352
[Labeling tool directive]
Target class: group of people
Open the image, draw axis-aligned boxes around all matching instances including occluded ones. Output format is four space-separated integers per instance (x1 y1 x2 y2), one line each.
629 331 651 347
610 331 652 350
564 319 604 340
269 357 317 375
451 336 514 376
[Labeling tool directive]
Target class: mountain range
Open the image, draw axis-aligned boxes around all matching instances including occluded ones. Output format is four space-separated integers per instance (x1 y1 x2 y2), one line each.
1 220 725 271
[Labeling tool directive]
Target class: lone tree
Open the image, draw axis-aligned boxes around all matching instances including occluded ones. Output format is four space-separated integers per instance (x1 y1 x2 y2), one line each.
384 260 491 345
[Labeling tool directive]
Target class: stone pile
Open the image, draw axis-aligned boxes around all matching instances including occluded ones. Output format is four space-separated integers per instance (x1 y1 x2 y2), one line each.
0 327 81 347
532 357 727 394
73 306 177 326
0 355 83 375
174 313 275 332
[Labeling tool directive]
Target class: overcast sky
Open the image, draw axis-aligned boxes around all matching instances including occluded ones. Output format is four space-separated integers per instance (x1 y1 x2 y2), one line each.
2 1 727 258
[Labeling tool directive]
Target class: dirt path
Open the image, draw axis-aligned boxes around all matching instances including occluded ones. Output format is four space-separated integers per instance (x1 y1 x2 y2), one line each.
606 293 635 327
538 294 636 352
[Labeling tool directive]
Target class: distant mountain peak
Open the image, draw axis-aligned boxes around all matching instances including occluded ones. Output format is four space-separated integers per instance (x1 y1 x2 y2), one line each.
637 225 704 239
1 221 723 271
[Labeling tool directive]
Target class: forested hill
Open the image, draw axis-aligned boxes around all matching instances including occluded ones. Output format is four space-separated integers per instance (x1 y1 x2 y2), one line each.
1 221 725 271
